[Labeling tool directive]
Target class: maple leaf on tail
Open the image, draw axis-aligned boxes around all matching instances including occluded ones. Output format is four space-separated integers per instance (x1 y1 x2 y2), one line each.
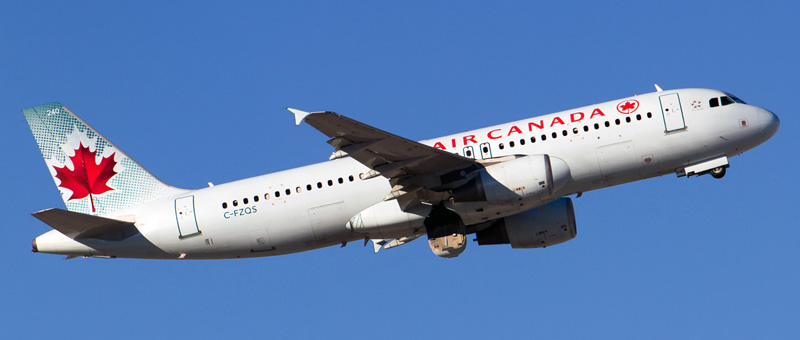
53 143 118 212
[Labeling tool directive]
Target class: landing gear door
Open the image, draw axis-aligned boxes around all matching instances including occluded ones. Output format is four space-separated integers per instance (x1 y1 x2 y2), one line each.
175 196 201 238
659 93 686 132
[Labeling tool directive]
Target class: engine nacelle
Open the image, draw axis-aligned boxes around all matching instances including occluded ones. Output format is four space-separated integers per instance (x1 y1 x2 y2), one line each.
452 155 570 204
475 197 576 248
346 200 430 239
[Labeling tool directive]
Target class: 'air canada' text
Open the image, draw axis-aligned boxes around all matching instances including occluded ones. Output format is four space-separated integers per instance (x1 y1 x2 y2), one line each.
431 108 607 150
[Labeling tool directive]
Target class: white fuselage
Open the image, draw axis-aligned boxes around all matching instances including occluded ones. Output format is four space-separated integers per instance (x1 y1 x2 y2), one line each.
33 88 779 259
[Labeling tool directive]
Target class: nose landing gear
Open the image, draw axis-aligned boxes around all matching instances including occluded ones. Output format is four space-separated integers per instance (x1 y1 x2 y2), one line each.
710 166 726 179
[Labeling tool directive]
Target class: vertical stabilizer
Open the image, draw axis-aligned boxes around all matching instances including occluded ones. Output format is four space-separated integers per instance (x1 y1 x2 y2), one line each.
23 103 184 215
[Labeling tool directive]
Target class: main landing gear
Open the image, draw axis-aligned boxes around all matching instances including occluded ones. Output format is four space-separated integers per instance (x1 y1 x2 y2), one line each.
424 203 466 258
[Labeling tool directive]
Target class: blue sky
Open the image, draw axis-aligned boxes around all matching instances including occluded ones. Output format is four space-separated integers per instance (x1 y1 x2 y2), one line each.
2 1 798 339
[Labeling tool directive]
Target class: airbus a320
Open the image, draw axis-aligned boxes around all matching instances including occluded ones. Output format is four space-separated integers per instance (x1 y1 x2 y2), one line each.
23 86 779 259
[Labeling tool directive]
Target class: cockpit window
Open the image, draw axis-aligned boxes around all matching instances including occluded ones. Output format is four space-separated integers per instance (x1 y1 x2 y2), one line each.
709 97 719 107
720 96 735 106
723 92 747 104
729 95 746 104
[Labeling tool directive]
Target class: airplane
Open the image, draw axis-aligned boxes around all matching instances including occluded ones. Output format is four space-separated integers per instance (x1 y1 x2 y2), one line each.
23 85 779 259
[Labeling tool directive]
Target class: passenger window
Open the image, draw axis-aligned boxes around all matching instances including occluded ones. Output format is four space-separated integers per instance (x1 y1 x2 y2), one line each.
243 198 249 204
233 200 239 207
709 97 720 107
296 186 302 193
604 121 610 127
253 195 259 202
275 191 280 198
328 180 333 186
551 132 557 139
615 119 621 125
285 189 291 195
647 112 653 118
499 143 505 150
636 114 642 121
222 202 228 209
338 177 344 184
530 136 536 143
264 193 270 200
541 134 547 141
317 182 323 189
509 141 515 147
573 127 579 134
349 175 355 182
307 184 312 191
583 126 589 132
519 139 525 145
594 123 600 130
562 130 567 136
625 117 631 123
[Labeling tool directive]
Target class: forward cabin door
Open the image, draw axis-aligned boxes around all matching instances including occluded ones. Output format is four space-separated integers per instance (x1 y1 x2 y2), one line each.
175 196 201 238
659 93 686 132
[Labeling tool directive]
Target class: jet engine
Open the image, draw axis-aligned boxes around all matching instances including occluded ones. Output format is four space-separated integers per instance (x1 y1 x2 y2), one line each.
475 197 576 248
346 200 429 239
452 155 570 204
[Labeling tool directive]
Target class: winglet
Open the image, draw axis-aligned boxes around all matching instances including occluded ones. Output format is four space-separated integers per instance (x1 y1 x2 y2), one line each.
287 108 312 126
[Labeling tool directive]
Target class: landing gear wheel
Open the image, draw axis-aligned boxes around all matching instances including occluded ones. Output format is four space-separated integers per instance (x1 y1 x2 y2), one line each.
424 203 466 258
710 167 726 179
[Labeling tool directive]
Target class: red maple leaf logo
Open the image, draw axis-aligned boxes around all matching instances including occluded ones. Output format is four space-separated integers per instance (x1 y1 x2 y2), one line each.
620 102 636 111
617 100 639 114
53 143 118 212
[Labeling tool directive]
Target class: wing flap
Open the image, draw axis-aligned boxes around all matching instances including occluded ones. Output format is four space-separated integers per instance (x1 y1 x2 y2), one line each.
32 208 136 239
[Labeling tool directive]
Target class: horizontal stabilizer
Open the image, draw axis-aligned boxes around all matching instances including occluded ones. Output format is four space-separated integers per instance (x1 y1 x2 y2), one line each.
32 208 136 239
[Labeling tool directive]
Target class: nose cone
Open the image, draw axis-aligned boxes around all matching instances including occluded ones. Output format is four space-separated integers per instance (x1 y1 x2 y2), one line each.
758 108 780 139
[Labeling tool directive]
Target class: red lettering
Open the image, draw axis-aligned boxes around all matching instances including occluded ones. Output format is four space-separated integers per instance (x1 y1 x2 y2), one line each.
451 138 457 148
487 129 502 139
570 112 585 122
508 125 522 136
463 135 477 145
433 142 446 150
590 108 605 118
550 116 565 127
528 120 544 130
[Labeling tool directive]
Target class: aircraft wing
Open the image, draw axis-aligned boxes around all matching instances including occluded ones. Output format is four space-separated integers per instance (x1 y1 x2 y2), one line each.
290 109 477 209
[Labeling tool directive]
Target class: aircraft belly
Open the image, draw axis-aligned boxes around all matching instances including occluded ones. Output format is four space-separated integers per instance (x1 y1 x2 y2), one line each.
595 140 640 185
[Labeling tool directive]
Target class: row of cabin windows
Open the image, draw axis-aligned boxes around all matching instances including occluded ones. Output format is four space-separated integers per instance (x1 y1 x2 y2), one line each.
221 174 357 209
224 110 664 207
495 112 654 150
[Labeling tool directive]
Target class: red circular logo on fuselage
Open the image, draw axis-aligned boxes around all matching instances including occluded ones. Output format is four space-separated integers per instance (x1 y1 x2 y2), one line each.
617 100 639 114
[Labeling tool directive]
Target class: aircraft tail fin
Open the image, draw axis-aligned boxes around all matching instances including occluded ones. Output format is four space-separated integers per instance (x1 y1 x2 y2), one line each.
23 103 184 215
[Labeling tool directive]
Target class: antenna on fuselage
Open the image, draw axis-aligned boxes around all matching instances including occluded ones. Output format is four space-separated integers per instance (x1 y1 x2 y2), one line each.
654 84 663 92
